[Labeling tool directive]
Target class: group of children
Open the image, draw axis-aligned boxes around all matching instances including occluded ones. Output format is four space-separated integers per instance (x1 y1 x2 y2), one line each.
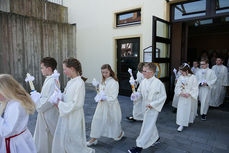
0 56 227 153
0 57 96 153
172 57 228 132
0 57 167 153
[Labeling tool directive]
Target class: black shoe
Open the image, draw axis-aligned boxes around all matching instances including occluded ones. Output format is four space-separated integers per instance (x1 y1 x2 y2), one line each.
152 137 160 146
201 114 207 121
126 116 136 121
128 147 142 153
172 108 177 113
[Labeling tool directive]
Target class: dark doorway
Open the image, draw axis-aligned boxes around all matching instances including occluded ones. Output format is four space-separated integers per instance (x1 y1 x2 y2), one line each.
117 37 140 96
187 16 229 67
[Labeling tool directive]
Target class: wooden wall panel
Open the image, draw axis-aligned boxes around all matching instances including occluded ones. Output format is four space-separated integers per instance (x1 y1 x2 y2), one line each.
0 12 76 91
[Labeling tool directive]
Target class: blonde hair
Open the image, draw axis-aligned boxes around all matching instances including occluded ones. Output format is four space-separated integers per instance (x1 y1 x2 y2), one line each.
0 74 35 115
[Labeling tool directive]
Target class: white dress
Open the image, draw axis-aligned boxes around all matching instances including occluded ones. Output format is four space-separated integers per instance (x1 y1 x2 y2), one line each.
196 68 217 115
52 76 95 153
34 75 59 153
172 71 181 108
175 74 199 127
0 100 36 153
210 65 228 107
90 77 122 139
135 76 167 149
133 71 145 120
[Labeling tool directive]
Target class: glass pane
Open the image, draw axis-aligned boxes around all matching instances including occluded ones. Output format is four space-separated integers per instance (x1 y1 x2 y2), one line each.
121 42 138 57
155 63 169 78
174 0 206 20
216 0 229 14
156 42 170 58
117 10 141 26
226 16 229 22
156 20 170 38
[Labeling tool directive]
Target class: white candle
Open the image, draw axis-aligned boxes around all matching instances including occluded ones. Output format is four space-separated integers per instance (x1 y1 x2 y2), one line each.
26 73 35 91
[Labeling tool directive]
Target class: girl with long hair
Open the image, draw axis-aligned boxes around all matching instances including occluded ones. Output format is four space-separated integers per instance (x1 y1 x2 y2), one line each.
0 74 36 153
87 64 124 146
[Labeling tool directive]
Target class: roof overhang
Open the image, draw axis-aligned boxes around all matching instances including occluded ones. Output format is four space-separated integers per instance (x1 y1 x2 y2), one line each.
165 0 190 4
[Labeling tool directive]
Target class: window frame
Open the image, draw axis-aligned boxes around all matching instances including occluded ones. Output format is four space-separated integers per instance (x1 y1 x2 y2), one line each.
115 9 141 27
171 0 229 23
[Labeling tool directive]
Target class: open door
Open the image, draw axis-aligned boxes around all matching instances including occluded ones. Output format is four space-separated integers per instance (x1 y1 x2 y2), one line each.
117 37 140 96
152 16 172 99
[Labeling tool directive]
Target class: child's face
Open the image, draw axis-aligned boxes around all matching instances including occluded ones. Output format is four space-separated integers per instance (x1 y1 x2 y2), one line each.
101 69 110 79
200 61 208 69
63 64 73 78
216 58 222 65
0 93 6 101
193 62 198 68
181 70 188 76
142 66 154 79
41 63 52 76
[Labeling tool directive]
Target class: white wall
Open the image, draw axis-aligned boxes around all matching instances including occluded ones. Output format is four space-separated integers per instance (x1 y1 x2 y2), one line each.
64 0 168 82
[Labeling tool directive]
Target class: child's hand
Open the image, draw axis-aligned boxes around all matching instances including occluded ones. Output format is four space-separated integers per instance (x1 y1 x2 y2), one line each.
146 104 153 109
30 91 41 104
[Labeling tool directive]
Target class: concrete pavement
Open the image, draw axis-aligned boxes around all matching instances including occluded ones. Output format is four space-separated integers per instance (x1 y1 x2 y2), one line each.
28 85 229 153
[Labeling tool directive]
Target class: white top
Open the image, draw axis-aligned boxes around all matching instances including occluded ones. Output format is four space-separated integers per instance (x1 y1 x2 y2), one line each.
34 75 59 153
52 76 95 153
0 100 36 153
137 76 167 112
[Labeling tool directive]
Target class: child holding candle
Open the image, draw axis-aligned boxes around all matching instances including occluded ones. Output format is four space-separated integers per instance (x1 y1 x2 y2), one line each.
127 62 145 121
51 57 95 153
31 57 60 153
87 64 124 146
0 74 36 153
128 63 167 153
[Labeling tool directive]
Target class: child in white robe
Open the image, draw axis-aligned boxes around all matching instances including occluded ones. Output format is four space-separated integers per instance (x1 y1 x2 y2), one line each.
196 58 217 120
51 57 95 153
0 74 36 153
191 60 200 75
171 69 181 113
31 57 59 153
128 63 167 153
175 63 199 132
210 57 228 107
87 64 124 146
127 62 145 121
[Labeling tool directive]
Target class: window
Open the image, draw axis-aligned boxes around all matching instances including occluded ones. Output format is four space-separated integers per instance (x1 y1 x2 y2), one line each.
216 0 229 14
116 9 141 27
171 0 229 22
173 0 206 20
121 42 138 57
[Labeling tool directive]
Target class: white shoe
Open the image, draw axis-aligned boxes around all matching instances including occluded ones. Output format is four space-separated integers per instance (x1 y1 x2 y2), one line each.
86 139 98 146
177 126 183 132
114 131 124 141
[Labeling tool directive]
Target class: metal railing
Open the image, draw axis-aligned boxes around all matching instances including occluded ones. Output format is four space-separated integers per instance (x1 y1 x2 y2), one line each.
47 0 63 5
